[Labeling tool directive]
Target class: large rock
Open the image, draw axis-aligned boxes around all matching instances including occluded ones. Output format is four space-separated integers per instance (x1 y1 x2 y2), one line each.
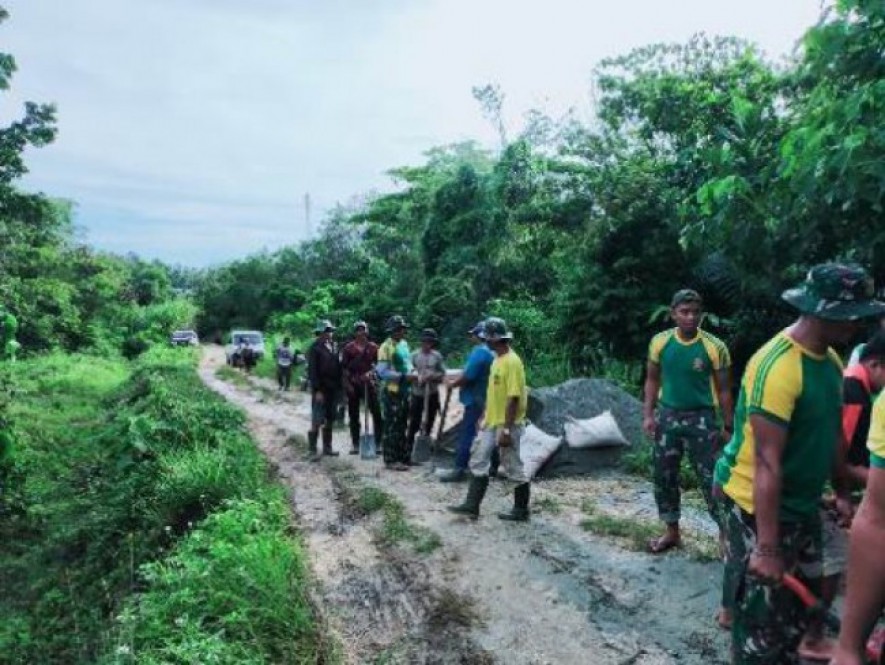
526 378 643 476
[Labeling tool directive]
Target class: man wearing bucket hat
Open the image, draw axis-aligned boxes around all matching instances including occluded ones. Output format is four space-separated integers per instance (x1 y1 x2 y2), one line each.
449 317 531 521
439 321 495 482
341 321 383 455
406 328 447 462
713 263 885 664
306 320 342 459
377 315 414 470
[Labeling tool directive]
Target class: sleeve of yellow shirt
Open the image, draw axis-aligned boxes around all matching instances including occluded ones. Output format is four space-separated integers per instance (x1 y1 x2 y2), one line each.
648 332 667 365
748 353 800 425
868 393 885 468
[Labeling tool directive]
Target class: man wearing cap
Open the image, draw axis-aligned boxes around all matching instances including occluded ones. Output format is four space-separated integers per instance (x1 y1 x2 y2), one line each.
643 289 733 555
306 320 342 459
439 322 495 482
714 263 885 664
341 321 383 456
377 316 414 470
449 317 531 521
406 329 447 462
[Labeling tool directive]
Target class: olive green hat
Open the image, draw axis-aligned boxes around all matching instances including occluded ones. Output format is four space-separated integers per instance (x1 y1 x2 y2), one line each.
670 289 703 308
782 263 885 322
314 319 336 334
483 317 513 342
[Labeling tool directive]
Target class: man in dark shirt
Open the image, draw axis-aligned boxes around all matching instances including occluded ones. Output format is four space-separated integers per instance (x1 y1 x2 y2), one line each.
307 320 342 459
341 321 383 455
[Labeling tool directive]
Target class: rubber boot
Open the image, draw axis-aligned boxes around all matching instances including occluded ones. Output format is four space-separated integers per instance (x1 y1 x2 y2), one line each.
306 430 320 461
438 467 467 483
498 483 530 522
322 428 339 457
349 422 360 455
447 476 489 520
489 446 500 479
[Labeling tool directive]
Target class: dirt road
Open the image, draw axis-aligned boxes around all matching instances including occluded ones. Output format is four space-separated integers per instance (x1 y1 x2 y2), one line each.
199 346 729 664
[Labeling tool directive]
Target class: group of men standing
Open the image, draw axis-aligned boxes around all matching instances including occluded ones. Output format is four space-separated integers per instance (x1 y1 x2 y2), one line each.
643 263 885 664
301 314 534 522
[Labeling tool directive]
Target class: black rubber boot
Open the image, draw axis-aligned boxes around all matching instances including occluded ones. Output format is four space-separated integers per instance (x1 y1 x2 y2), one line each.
447 476 489 520
322 429 339 457
489 446 501 479
498 483 530 522
349 425 360 454
306 430 319 461
438 468 467 483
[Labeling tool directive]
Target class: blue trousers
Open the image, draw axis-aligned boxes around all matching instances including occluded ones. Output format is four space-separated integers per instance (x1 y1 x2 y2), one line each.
455 403 483 471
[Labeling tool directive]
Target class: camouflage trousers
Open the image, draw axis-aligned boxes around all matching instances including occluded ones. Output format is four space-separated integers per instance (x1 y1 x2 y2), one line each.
653 407 720 525
720 495 823 664
381 389 410 465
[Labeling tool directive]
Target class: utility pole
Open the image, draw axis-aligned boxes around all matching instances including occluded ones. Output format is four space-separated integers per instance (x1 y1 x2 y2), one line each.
304 192 311 238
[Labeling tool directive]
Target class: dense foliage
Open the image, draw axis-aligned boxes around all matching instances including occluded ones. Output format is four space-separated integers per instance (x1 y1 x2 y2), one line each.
0 349 320 663
192 1 885 387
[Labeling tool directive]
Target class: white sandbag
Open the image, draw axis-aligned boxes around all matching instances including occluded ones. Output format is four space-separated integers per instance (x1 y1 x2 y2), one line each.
519 424 563 479
563 411 629 449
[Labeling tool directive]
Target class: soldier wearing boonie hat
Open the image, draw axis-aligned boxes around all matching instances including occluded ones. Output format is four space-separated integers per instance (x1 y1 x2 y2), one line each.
714 263 885 664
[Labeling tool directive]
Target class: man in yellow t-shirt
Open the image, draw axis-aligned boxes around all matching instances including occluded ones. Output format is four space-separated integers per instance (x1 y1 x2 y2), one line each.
831 392 885 665
448 317 530 521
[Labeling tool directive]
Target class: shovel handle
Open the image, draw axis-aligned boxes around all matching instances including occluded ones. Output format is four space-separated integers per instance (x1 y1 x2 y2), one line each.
437 385 452 441
782 574 841 634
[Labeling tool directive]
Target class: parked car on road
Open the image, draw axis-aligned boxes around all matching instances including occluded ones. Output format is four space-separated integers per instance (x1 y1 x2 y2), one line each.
226 330 265 365
170 330 199 346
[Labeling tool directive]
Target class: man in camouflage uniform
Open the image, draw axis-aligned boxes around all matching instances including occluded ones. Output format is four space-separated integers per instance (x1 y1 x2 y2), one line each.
642 289 734 555
714 263 885 664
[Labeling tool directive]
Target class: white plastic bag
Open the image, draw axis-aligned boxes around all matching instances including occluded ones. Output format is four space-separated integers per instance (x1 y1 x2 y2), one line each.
563 411 629 449
519 424 563 479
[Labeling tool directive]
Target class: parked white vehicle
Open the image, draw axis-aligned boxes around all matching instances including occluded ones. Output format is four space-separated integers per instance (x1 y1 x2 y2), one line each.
225 330 265 365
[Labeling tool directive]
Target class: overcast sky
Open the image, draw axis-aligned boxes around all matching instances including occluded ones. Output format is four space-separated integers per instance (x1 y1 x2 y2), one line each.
2 0 824 266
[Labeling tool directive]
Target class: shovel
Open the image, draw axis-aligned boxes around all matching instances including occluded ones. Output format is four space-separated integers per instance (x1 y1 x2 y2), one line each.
359 383 377 460
411 384 432 464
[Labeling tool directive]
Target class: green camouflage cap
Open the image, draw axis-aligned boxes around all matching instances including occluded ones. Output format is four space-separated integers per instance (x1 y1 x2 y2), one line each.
670 289 703 308
483 317 513 342
782 263 885 322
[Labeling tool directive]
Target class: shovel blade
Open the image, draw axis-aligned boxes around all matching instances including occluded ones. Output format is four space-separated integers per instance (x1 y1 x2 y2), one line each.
412 434 432 463
359 434 376 460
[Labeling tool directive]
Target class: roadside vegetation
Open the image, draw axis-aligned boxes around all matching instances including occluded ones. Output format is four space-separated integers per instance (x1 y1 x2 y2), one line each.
0 348 324 663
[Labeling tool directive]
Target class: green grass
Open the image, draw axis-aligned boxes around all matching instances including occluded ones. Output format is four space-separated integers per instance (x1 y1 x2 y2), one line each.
580 499 719 562
0 351 326 663
333 468 442 555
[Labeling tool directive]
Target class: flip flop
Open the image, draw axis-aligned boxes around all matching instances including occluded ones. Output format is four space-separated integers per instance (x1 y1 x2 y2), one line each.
647 535 681 554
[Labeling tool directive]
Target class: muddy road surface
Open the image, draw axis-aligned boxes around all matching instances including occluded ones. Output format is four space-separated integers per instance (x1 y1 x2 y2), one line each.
199 346 729 665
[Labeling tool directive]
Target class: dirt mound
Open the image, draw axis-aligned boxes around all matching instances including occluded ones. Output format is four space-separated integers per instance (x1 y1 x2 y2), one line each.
528 378 643 444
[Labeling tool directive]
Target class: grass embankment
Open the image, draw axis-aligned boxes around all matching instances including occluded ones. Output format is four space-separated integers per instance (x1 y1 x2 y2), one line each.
0 348 325 664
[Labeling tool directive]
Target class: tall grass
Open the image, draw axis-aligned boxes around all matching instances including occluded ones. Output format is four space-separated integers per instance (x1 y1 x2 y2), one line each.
0 350 322 663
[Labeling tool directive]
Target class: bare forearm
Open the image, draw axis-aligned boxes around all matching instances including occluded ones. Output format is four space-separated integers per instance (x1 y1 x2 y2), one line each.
504 397 518 428
643 378 659 419
719 389 734 430
754 461 783 548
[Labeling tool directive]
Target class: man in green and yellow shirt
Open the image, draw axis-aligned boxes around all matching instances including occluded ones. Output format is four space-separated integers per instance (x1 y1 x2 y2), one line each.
643 289 733 555
714 263 885 664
